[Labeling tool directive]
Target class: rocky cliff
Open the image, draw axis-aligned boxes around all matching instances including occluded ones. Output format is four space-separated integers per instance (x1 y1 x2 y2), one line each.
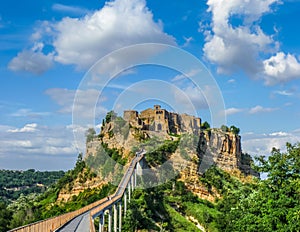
85 115 258 201
87 121 257 175
198 129 242 173
198 129 258 177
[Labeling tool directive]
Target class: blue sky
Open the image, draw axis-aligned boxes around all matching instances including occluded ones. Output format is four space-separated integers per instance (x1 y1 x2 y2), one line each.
1 0 300 170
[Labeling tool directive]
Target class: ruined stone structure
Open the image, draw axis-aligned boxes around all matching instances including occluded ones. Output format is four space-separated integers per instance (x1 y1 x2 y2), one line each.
123 105 201 135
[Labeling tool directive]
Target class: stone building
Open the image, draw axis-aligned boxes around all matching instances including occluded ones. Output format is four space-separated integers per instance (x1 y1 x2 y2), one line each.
123 105 201 135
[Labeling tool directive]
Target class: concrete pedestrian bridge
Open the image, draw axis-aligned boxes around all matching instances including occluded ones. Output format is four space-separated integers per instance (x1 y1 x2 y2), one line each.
9 150 147 232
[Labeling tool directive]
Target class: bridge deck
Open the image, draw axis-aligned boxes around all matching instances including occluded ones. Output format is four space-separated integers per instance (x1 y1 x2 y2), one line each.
57 212 90 232
8 151 145 232
56 151 145 232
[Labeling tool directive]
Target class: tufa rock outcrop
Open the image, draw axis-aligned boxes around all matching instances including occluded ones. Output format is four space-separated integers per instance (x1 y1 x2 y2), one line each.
85 105 259 201
197 129 258 177
198 129 242 173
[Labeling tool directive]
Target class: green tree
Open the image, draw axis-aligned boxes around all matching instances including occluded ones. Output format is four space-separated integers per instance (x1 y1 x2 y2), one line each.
256 142 300 188
229 125 240 135
0 202 12 231
74 153 85 174
105 111 117 124
221 125 229 132
201 121 210 130
217 142 300 231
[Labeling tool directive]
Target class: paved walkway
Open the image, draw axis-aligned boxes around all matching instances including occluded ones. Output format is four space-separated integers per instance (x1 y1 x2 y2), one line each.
57 212 90 232
57 150 146 232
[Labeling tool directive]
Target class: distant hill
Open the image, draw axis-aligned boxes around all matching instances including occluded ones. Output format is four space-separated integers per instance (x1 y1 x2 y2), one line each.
0 169 65 203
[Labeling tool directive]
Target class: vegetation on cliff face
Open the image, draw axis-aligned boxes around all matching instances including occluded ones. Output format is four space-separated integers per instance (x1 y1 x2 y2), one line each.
201 121 210 130
86 128 96 143
217 143 300 231
123 179 220 231
220 124 240 135
0 154 115 230
85 142 127 184
144 139 179 166
122 143 300 232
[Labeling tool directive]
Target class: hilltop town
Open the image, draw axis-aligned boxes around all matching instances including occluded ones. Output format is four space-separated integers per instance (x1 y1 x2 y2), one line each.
86 105 258 190
123 105 201 135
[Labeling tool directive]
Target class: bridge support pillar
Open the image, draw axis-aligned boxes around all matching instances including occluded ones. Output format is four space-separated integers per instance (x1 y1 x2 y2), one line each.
124 191 127 217
119 202 122 232
108 208 112 232
113 204 117 232
128 183 131 202
131 175 134 191
99 213 104 232
134 169 137 187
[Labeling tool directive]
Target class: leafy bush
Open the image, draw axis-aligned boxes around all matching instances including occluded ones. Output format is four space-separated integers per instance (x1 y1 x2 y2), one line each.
216 143 300 231
145 140 179 166
201 121 210 130
221 125 229 132
230 125 240 135
124 179 220 232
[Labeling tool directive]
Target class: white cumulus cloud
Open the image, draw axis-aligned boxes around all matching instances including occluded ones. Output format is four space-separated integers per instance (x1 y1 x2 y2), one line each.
203 0 277 75
172 69 201 82
45 88 107 118
249 105 278 114
2 123 78 156
9 0 175 74
52 3 89 15
263 52 300 85
242 129 300 156
225 107 244 115
53 0 175 69
273 90 294 96
203 0 300 85
7 123 38 133
8 48 53 75
10 108 50 118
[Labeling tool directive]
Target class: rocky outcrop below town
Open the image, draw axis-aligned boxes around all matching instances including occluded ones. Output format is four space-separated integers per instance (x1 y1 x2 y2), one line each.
84 114 259 202
198 129 258 177
87 120 258 175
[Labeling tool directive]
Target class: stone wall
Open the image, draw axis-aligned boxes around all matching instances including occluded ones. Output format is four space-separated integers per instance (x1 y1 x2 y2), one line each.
123 105 201 135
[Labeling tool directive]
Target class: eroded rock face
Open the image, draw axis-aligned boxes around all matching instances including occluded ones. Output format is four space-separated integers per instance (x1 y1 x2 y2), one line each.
57 169 106 202
87 123 257 177
197 129 259 177
85 121 258 202
174 150 219 202
198 129 242 173
86 121 172 158
86 122 139 158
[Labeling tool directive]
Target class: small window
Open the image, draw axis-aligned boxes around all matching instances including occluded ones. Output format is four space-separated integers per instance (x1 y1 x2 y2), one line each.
157 124 162 131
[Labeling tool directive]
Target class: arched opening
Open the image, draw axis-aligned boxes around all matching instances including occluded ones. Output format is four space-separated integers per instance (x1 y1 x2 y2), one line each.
157 123 162 131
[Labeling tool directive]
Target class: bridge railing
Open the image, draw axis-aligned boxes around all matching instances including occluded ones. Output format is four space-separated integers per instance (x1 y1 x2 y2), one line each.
89 212 96 232
8 192 110 232
89 153 145 230
9 152 145 232
90 157 138 217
